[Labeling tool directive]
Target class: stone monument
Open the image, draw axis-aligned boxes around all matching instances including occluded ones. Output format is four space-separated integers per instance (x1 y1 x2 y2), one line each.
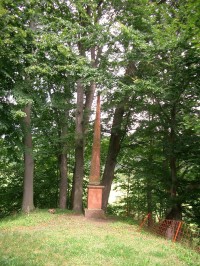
85 94 105 219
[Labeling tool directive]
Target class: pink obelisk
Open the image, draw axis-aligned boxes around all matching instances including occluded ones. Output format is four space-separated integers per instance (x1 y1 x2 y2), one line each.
85 94 105 219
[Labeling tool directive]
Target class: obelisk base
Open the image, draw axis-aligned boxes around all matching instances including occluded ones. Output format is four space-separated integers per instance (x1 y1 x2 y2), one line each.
85 185 105 219
85 209 105 219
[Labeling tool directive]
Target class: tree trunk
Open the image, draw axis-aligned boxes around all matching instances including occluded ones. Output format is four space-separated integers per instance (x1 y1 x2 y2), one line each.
73 80 84 212
59 114 68 209
72 45 98 211
101 61 136 211
84 81 96 134
101 105 125 210
59 153 68 209
126 175 130 216
22 103 35 212
72 81 96 212
147 115 153 226
147 174 153 226
166 105 182 220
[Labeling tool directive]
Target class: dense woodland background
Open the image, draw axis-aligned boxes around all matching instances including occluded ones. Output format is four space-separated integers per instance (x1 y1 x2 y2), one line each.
0 0 199 227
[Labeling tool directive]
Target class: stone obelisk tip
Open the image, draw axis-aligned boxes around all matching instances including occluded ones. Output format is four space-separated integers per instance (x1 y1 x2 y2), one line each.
85 94 105 219
89 94 101 185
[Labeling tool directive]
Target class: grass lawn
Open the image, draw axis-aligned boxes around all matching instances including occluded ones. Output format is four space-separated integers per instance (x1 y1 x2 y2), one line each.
0 209 199 266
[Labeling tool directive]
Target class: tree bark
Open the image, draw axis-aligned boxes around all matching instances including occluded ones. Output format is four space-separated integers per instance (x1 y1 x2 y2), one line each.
169 106 177 199
73 80 84 212
72 39 98 212
84 81 96 135
22 103 35 212
147 172 153 226
72 81 97 211
147 115 153 226
59 113 68 209
101 61 136 211
166 105 182 220
101 104 125 210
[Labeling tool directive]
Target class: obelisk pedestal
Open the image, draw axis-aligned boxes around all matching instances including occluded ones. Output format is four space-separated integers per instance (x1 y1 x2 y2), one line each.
85 94 105 219
85 185 105 219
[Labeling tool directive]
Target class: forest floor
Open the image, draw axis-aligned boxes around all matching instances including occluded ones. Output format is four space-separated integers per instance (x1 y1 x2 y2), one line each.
0 209 199 266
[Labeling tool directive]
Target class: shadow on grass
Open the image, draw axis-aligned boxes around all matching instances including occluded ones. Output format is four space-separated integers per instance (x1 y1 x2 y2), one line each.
0 208 75 228
106 214 139 226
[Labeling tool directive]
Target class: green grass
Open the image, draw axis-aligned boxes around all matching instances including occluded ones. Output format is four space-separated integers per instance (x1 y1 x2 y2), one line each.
0 210 199 266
